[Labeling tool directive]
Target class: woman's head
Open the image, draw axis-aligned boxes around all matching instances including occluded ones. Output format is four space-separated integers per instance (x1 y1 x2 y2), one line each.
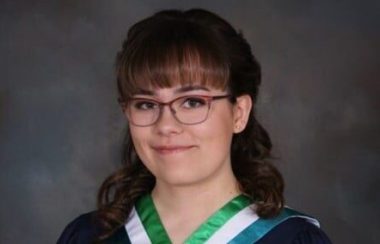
97 9 283 239
115 9 261 187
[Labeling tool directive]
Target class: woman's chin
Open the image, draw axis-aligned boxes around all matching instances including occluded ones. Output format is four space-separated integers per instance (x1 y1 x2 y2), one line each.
156 171 207 188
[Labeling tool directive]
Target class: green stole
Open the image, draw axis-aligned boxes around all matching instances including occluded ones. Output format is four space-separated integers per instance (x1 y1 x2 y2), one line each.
108 194 319 243
135 194 251 243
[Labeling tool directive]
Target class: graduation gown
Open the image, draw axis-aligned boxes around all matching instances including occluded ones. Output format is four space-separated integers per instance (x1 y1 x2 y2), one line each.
57 195 331 244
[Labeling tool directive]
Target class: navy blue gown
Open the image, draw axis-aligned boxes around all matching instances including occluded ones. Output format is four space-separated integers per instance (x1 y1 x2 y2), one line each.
57 211 332 244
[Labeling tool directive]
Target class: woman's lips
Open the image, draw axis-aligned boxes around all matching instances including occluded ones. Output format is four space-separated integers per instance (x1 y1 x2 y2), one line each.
152 145 195 155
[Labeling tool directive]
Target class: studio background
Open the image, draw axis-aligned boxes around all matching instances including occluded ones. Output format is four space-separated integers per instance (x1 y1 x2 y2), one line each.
1 1 379 243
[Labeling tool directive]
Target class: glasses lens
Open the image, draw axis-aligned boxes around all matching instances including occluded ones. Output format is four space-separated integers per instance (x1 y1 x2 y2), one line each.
173 96 209 124
128 99 159 126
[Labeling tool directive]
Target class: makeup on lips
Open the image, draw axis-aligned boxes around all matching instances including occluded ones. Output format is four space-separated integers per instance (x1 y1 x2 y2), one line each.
151 145 196 155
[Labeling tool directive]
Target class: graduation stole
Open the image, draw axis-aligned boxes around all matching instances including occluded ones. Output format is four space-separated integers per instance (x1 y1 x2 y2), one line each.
123 194 320 244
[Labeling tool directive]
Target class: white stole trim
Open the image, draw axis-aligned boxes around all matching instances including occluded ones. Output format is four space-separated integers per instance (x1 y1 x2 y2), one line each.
205 204 258 244
124 207 152 244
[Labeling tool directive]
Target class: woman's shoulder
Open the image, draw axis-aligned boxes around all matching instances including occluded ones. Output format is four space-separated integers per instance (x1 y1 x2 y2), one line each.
257 217 332 244
57 211 100 244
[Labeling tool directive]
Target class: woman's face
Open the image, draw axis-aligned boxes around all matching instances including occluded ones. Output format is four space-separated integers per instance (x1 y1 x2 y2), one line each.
125 84 251 187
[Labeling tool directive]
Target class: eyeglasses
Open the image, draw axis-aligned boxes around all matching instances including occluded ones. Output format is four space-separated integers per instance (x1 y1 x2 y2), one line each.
121 94 232 126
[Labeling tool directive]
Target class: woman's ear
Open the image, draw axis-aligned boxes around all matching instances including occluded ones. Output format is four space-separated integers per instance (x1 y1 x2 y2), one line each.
232 95 253 133
119 103 129 120
122 108 129 120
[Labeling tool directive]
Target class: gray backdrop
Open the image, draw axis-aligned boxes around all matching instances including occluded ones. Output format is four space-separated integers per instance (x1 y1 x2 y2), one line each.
1 0 379 243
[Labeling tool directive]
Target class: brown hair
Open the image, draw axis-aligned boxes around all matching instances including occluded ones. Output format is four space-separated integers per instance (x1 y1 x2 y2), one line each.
97 8 284 239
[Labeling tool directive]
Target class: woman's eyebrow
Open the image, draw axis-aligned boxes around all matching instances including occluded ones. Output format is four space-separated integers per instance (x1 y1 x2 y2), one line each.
132 86 210 96
174 85 210 93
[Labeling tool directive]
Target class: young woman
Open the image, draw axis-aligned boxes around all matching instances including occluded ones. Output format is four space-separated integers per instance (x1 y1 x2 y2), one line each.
58 8 331 244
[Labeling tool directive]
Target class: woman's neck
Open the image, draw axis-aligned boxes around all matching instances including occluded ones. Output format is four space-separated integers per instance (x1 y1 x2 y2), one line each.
150 171 240 244
149 166 241 244
151 170 241 218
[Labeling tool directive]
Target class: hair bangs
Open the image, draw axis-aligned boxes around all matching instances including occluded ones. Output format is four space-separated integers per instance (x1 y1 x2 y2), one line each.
117 22 230 99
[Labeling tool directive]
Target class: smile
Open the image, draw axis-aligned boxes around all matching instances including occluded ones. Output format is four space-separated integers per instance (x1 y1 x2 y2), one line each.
152 145 195 155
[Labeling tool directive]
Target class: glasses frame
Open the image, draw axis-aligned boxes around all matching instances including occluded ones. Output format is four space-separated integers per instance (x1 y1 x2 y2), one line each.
120 94 232 127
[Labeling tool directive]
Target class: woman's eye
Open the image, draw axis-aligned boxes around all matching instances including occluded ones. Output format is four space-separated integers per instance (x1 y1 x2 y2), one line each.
133 101 157 110
182 97 207 109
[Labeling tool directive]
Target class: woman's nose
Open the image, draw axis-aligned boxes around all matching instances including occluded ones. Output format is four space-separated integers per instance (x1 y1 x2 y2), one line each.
153 105 183 136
